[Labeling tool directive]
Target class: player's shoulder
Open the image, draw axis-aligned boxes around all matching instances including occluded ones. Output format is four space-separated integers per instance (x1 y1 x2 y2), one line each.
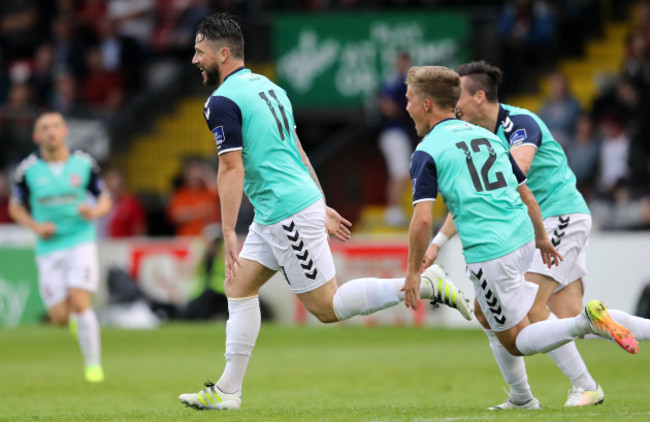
502 104 541 128
71 149 100 170
14 153 40 181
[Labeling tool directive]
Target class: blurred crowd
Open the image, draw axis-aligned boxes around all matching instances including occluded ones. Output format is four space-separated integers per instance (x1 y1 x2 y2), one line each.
0 0 648 234
535 1 650 230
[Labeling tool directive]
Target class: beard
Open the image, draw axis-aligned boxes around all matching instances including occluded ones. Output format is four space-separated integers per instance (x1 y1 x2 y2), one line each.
202 66 220 86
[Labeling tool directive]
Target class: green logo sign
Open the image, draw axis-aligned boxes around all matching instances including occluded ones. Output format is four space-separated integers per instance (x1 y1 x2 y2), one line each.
273 12 470 108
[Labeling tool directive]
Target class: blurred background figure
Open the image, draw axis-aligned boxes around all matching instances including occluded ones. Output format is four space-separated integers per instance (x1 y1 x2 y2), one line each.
0 172 12 224
566 113 600 201
101 168 147 238
0 82 38 168
538 70 581 147
377 51 413 227
167 156 220 237
598 113 630 196
498 0 556 95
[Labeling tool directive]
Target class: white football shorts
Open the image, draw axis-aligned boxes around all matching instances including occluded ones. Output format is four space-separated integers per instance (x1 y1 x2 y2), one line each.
379 127 412 178
239 198 336 294
467 240 539 332
36 242 99 309
527 213 590 290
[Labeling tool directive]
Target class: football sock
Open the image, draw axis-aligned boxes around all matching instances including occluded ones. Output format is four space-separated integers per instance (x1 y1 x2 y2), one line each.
544 313 598 391
218 296 260 394
332 278 432 321
74 308 101 367
484 329 534 404
516 313 591 356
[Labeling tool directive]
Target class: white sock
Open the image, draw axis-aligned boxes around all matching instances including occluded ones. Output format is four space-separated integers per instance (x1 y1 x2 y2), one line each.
544 313 597 391
516 313 591 356
74 309 101 367
332 278 433 321
605 310 650 341
217 296 260 394
484 329 533 404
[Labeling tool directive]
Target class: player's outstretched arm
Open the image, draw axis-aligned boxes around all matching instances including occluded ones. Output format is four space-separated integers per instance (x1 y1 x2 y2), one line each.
517 184 563 268
8 199 56 239
422 212 457 270
218 150 245 280
404 201 434 310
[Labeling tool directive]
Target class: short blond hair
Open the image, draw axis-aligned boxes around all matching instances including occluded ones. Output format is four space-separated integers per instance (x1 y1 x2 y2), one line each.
405 66 461 111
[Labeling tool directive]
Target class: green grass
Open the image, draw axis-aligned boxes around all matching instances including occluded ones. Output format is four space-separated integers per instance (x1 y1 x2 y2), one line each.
1 323 649 421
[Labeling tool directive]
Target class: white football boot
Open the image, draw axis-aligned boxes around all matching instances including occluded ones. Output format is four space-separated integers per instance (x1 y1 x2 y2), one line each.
564 384 605 407
488 396 542 410
421 264 473 321
179 381 241 410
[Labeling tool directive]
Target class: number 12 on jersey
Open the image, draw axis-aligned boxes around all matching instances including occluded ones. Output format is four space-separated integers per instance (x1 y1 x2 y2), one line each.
456 138 507 192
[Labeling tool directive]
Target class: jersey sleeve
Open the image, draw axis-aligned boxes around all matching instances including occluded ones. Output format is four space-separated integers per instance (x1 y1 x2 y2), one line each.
410 150 438 205
204 95 243 155
11 169 30 206
509 153 528 186
87 161 107 198
507 115 542 150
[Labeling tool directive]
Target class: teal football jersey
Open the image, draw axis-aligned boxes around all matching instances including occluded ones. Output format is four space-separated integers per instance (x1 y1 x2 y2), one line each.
204 68 322 225
12 151 105 255
411 119 534 263
496 104 589 219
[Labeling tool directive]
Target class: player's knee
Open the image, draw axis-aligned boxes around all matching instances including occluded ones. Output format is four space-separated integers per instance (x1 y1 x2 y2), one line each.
49 312 68 326
308 305 338 323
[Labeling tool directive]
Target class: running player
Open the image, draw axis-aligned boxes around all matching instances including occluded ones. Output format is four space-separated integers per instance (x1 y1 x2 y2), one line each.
9 111 111 382
405 65 637 409
426 60 649 408
177 14 472 411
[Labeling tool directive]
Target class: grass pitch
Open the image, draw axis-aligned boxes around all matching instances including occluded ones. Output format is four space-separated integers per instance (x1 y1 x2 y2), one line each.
1 323 649 421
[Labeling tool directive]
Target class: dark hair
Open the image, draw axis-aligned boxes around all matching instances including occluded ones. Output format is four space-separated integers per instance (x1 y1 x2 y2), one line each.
456 61 503 103
195 13 244 59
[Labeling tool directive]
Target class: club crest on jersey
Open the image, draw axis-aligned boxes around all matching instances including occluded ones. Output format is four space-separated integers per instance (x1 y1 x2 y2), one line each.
509 129 528 146
212 126 225 147
69 173 81 187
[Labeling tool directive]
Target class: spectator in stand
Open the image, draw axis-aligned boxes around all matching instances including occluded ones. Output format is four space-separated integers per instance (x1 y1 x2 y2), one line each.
566 113 600 201
498 0 556 95
0 82 39 167
103 168 147 238
377 51 414 226
29 44 55 107
538 70 581 147
0 0 42 62
622 31 650 93
82 46 126 114
76 0 108 36
51 71 89 118
151 0 211 55
598 113 630 196
0 172 12 224
107 0 155 50
51 15 89 80
167 157 220 237
95 17 144 92
0 50 10 104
